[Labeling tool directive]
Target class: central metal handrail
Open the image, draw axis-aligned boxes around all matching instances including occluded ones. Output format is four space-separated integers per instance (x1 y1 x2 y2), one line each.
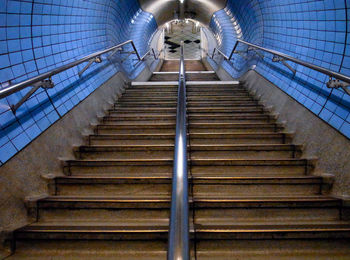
211 39 350 95
0 40 159 112
167 41 190 260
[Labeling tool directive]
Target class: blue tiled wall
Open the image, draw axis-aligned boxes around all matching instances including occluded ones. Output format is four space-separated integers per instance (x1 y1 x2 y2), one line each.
210 0 350 139
0 0 157 165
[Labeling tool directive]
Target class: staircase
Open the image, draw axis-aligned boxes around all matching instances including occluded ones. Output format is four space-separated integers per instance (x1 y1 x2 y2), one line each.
8 60 350 259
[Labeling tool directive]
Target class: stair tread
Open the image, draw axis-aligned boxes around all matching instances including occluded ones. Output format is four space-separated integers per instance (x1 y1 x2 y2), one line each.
79 144 300 148
19 221 350 232
41 194 337 202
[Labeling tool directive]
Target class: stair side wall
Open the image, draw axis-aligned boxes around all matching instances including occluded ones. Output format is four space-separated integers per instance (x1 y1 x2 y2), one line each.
0 67 152 232
240 69 350 198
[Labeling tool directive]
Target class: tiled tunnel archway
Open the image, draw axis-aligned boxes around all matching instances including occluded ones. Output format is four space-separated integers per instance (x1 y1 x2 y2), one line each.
0 0 349 165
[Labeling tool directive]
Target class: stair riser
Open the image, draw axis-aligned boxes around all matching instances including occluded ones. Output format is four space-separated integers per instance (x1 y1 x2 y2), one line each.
11 240 167 260
102 119 273 124
188 104 263 109
195 231 350 240
120 98 178 102
55 184 171 196
77 151 174 160
96 128 175 134
128 86 177 90
150 75 218 81
188 94 251 98
120 98 256 103
90 139 174 146
107 112 176 117
195 208 340 222
66 165 172 175
188 109 266 113
115 103 258 108
102 119 176 125
15 232 168 241
190 138 288 145
196 240 350 260
193 184 321 196
191 150 301 159
103 116 175 121
15 230 350 241
38 208 170 223
189 127 281 133
191 166 309 176
187 92 249 96
104 115 270 120
109 110 176 116
190 119 274 124
116 103 176 107
123 91 177 99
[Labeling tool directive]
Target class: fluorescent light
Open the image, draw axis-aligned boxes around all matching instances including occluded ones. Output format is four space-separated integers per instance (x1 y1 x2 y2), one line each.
179 0 184 3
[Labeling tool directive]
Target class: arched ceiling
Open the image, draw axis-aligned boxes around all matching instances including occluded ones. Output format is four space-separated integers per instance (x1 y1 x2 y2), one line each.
138 0 227 26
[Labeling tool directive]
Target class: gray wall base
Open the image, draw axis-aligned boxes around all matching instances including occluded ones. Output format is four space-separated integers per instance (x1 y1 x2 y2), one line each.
240 70 350 198
0 65 155 233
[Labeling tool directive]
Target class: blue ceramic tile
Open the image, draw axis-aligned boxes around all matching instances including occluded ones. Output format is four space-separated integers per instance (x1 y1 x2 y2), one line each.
212 0 350 139
0 0 156 164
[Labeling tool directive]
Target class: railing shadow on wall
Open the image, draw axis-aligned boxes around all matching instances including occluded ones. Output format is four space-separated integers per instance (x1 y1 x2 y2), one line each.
0 40 161 165
205 39 350 139
210 39 350 97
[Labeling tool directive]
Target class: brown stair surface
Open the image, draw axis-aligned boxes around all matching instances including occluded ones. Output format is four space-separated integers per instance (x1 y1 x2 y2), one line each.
8 60 350 259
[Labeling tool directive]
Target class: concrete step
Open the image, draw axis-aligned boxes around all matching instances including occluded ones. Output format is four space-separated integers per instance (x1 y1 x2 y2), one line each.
15 223 169 240
187 96 255 101
116 101 177 107
190 144 303 159
190 132 293 144
187 91 248 96
187 102 263 107
35 194 339 223
189 122 284 133
89 134 174 145
95 123 175 134
196 239 350 260
192 176 322 196
189 117 274 124
191 158 314 176
15 221 350 241
8 240 167 260
194 195 341 222
102 116 272 124
120 97 178 102
101 119 176 125
123 92 177 98
194 221 350 240
150 73 219 81
103 113 176 121
64 160 173 175
75 145 174 160
110 108 177 115
127 85 177 90
187 107 267 113
119 97 256 102
54 175 322 197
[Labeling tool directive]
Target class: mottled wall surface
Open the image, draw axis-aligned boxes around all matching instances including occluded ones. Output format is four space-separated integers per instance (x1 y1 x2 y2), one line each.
209 0 350 139
0 0 157 165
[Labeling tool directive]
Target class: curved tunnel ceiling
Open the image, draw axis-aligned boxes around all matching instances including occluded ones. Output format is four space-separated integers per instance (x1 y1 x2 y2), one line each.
138 0 227 25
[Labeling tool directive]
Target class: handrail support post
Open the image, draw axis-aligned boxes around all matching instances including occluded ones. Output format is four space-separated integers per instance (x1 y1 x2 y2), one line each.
11 78 54 114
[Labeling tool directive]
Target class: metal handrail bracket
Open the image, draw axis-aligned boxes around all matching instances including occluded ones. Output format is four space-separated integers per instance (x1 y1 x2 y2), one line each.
167 41 190 260
0 40 158 113
210 39 350 95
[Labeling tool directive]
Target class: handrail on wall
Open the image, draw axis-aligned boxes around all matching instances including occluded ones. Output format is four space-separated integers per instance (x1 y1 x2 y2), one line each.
0 39 159 113
211 39 350 96
167 41 190 260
